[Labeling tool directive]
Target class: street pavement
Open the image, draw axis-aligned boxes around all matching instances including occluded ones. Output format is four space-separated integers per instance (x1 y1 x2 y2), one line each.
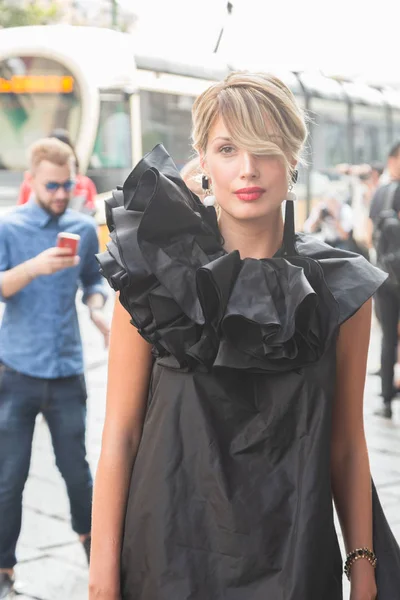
2 298 400 599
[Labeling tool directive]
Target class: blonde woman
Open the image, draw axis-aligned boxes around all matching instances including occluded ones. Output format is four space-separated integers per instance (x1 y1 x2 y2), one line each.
89 73 400 600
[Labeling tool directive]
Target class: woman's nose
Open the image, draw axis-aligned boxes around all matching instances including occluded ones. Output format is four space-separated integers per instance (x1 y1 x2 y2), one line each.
239 152 259 180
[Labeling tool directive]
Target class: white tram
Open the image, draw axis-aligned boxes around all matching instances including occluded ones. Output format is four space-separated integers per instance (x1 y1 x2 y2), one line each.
1 24 400 225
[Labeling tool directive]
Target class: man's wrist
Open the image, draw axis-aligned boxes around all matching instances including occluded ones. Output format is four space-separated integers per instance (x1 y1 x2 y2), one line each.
24 259 38 281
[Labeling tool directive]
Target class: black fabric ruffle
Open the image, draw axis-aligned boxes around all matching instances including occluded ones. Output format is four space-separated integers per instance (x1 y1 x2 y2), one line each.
96 144 386 372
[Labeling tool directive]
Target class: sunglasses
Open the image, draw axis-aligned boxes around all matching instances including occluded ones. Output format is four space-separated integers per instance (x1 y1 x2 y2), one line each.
44 180 75 192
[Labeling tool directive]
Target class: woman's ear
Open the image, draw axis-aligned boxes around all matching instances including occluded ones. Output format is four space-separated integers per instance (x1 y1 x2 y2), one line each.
199 152 207 175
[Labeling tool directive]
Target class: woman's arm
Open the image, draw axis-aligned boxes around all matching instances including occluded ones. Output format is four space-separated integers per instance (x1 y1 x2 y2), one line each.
89 297 153 599
331 298 377 600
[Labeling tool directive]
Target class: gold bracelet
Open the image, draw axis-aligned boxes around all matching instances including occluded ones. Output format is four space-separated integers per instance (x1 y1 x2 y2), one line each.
344 547 377 580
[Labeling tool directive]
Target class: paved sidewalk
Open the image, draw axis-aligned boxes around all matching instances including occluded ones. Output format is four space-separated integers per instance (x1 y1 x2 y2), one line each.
4 302 400 599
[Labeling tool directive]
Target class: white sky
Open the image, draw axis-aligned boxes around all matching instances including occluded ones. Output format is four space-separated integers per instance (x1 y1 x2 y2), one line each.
120 0 399 86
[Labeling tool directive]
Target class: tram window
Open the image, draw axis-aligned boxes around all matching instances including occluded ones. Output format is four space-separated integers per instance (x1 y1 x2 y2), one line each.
352 105 386 164
0 56 81 170
89 95 132 169
392 110 400 145
307 98 349 172
297 98 349 219
140 90 194 170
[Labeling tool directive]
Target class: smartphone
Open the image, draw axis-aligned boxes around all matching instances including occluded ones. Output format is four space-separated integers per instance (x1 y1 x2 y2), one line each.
57 232 80 255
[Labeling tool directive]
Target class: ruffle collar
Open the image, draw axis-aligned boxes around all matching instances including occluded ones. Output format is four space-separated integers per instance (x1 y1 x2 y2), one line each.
97 144 386 372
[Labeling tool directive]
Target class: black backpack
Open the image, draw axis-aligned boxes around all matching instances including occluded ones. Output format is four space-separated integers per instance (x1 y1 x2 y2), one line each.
374 182 400 285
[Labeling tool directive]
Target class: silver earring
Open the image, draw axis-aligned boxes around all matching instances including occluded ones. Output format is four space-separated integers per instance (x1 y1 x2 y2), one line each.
287 182 296 202
202 175 216 207
203 193 216 207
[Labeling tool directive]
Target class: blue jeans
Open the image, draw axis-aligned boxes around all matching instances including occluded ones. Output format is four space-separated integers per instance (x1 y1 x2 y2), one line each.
0 362 93 568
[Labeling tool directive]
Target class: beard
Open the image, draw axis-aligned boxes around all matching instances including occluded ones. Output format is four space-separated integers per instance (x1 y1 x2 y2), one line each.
36 196 69 217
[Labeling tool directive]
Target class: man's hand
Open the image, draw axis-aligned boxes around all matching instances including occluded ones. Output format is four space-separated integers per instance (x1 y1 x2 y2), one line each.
27 247 80 277
1 247 80 299
90 308 110 348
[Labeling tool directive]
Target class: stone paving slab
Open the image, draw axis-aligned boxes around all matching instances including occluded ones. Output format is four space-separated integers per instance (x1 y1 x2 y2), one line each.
23 477 70 522
15 556 88 600
15 545 44 565
17 508 76 560
48 542 88 570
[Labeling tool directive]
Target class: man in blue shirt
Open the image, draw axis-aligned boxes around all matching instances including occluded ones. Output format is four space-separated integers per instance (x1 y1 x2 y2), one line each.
0 138 109 596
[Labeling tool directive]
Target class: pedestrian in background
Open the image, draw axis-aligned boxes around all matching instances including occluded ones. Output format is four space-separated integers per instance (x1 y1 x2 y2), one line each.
368 162 385 197
369 142 400 418
303 191 354 249
0 138 109 598
17 128 97 215
91 72 400 600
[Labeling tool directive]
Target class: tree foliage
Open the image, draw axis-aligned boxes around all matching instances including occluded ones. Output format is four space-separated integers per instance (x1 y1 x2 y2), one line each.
0 0 61 28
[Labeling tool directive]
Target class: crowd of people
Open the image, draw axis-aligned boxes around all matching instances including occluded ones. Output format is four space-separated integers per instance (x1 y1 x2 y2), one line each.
1 73 400 599
304 148 400 420
303 162 384 257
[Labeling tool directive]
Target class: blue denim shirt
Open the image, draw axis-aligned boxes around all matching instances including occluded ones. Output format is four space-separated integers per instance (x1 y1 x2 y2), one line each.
0 201 107 378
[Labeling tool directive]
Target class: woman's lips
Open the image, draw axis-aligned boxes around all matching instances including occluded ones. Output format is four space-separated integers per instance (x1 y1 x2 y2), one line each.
234 187 266 202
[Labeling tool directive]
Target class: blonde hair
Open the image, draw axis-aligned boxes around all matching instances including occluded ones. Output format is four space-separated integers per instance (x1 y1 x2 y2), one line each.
29 137 75 173
192 72 307 177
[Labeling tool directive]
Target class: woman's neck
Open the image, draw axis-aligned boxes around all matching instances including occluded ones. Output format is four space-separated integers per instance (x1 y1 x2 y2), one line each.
218 207 284 259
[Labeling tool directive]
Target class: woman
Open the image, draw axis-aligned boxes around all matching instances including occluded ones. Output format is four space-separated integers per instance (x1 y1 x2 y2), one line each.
90 73 400 599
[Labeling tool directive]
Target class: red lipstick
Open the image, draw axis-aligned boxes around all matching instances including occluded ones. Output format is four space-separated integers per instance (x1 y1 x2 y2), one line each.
234 186 265 202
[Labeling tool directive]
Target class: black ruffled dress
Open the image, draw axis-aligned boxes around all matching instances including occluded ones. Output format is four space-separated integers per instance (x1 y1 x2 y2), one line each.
97 145 400 600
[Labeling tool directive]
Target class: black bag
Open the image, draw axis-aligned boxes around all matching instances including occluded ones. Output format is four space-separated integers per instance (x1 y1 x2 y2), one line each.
374 182 400 285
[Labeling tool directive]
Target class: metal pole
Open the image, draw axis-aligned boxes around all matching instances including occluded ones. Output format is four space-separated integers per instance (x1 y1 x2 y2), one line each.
293 72 312 219
304 93 313 220
387 105 393 150
347 100 354 165
214 1 233 53
111 0 118 28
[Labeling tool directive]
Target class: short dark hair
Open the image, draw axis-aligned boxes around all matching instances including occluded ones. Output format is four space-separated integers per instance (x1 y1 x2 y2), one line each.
49 128 79 171
389 142 400 158
49 128 72 147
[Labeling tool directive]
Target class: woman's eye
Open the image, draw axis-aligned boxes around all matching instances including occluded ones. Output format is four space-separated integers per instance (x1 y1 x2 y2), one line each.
219 146 235 154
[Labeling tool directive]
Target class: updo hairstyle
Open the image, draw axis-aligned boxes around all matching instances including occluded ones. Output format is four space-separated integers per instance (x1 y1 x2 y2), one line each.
191 72 307 179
